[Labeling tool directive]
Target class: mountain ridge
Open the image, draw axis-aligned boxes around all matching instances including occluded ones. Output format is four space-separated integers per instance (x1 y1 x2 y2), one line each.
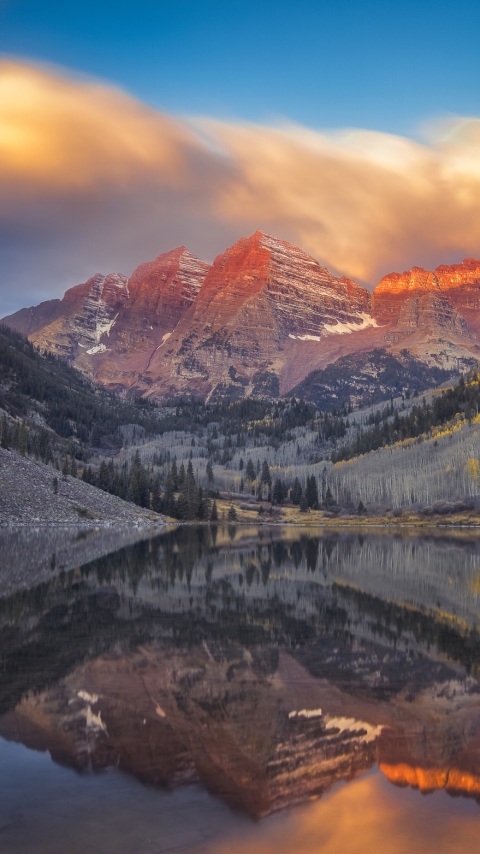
3 232 480 401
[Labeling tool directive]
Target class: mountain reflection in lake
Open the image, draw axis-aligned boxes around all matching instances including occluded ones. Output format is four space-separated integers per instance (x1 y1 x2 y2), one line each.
2 524 480 853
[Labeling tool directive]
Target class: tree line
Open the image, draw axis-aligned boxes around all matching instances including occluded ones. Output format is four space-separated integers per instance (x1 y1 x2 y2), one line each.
332 371 480 463
82 451 214 521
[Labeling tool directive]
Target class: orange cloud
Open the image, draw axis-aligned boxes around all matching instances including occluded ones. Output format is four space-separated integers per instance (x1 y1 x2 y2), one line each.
205 118 480 282
3 59 480 314
0 60 194 193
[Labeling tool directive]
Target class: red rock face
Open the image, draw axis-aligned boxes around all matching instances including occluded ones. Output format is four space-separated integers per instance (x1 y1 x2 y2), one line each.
435 258 480 310
3 248 210 391
372 267 440 325
4 238 480 401
138 231 375 399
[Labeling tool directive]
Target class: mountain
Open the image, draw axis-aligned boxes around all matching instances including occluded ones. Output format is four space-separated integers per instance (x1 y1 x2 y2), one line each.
372 262 479 368
4 233 480 402
4 248 210 393
134 231 378 401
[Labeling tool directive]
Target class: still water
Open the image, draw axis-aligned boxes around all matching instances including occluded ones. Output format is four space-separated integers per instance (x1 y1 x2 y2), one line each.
2 524 480 853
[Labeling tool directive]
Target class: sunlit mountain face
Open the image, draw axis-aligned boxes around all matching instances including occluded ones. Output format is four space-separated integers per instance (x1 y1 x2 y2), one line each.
2 524 480 844
4 231 480 402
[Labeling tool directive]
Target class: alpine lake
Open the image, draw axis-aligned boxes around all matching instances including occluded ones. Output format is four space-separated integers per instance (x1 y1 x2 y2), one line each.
2 523 480 853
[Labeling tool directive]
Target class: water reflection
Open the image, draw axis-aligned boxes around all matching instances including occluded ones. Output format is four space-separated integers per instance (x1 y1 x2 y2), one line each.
1 525 480 849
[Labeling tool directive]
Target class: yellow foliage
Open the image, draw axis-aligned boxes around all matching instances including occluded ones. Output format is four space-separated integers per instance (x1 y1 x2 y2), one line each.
465 458 480 479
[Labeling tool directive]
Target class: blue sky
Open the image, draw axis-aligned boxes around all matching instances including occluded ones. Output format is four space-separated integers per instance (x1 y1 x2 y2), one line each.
3 0 480 314
2 0 480 135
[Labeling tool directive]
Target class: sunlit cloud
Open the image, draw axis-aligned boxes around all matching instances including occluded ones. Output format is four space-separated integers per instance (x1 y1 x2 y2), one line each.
2 59 480 315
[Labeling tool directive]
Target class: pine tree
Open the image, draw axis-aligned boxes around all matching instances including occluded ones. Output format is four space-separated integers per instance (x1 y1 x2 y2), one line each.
246 458 256 481
206 460 214 484
171 458 179 491
306 475 319 509
291 477 302 505
260 460 271 486
324 486 334 508
0 416 9 449
227 504 238 522
151 475 162 513
272 478 284 505
210 500 218 522
197 486 210 520
299 492 308 513
178 461 186 489
98 460 109 490
18 422 27 457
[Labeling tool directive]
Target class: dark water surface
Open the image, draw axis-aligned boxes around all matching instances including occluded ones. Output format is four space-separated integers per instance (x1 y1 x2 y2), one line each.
2 524 480 853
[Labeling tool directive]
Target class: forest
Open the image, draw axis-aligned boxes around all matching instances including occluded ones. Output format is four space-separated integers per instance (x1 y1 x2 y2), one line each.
2 324 480 518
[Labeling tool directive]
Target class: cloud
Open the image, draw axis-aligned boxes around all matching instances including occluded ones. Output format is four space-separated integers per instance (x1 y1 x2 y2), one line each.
2 59 480 314
206 118 480 282
0 60 236 313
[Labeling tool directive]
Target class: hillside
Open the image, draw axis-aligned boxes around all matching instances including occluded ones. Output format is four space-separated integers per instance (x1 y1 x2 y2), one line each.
291 348 453 410
0 448 166 527
0 323 162 454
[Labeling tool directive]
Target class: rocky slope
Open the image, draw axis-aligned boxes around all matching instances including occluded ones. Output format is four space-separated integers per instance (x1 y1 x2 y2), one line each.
0 448 166 527
4 248 210 393
132 231 378 400
4 234 480 401
372 261 480 367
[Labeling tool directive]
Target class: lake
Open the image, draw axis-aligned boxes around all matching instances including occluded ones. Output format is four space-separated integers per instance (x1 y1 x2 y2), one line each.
1 524 480 853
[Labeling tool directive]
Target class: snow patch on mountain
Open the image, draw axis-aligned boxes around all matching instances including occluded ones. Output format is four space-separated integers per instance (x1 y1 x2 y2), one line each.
323 314 379 335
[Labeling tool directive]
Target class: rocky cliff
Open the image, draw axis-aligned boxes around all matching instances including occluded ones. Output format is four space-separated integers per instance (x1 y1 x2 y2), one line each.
4 248 210 392
132 231 377 400
4 235 480 401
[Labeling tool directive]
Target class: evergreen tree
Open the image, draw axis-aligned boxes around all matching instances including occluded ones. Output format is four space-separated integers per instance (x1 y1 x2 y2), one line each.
272 478 284 505
291 477 302 505
299 492 308 513
18 422 27 456
324 485 334 508
0 416 8 449
171 458 179 491
246 458 256 481
178 461 186 489
98 460 109 491
210 500 218 522
206 460 214 484
151 475 162 512
227 504 238 522
163 467 176 516
306 475 319 508
260 460 272 486
197 486 210 520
